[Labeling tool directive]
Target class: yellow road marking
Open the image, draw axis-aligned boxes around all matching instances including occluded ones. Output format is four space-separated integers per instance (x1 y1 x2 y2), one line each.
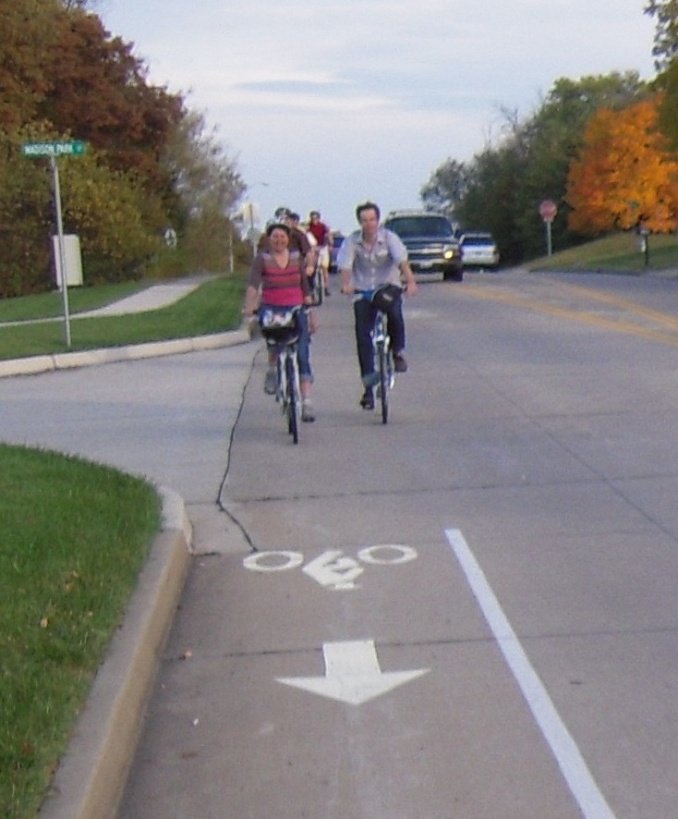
458 283 678 347
556 282 678 332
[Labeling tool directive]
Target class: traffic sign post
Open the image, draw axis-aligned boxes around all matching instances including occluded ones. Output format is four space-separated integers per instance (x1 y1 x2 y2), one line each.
539 199 558 257
22 141 87 346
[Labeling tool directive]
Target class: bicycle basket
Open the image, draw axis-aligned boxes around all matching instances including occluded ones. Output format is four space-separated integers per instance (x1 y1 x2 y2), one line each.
371 284 401 312
259 307 300 342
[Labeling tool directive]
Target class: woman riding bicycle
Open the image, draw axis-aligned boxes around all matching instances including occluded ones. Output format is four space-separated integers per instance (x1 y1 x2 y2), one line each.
244 222 318 422
338 201 417 410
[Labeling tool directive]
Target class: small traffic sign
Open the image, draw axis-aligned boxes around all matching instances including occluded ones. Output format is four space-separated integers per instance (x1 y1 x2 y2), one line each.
22 140 86 158
539 199 558 222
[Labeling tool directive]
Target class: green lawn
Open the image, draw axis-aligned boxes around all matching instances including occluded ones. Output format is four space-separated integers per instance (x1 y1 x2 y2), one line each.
527 230 678 273
0 270 249 816
0 444 160 819
0 280 149 322
0 271 248 361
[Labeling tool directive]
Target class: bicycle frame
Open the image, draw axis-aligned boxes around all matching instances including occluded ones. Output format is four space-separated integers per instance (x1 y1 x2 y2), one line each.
357 288 396 424
260 307 304 444
269 337 301 443
372 308 394 424
310 256 324 306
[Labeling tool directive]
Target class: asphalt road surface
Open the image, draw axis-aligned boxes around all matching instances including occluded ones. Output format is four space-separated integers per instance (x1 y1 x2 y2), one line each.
7 268 678 818
122 270 678 819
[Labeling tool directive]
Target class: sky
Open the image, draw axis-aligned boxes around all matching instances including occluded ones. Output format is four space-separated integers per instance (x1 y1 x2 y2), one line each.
100 0 656 234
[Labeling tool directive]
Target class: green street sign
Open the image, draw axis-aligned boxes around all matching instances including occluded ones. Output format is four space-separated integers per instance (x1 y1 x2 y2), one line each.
22 140 86 158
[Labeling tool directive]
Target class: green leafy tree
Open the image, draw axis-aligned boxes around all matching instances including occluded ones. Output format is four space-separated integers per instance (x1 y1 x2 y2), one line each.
514 73 649 256
0 126 54 297
422 72 649 263
420 159 470 221
163 110 245 270
60 156 164 282
645 1 678 69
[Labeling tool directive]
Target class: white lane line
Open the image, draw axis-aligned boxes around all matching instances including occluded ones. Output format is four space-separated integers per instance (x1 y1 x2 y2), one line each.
445 528 616 819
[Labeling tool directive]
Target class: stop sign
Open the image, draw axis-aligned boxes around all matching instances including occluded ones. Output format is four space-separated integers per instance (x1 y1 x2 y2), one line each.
539 199 558 222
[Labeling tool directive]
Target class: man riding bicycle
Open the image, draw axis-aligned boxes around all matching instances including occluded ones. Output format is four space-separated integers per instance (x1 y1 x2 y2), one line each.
338 201 418 410
307 210 332 297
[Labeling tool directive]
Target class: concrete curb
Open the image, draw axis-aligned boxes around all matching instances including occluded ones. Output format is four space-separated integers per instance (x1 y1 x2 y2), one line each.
39 486 193 819
0 322 254 379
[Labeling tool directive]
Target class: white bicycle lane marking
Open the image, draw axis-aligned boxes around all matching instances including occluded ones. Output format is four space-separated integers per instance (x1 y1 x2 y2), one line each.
446 528 616 819
243 544 418 591
243 532 617 817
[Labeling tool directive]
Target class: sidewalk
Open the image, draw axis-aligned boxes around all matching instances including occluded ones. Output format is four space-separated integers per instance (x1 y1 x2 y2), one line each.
3 279 257 818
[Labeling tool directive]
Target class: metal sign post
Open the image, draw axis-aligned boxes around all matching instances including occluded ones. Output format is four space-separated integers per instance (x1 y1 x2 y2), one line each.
50 155 72 346
539 199 558 256
22 140 87 347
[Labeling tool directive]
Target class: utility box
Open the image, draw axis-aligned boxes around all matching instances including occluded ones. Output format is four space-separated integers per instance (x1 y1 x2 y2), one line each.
52 234 83 288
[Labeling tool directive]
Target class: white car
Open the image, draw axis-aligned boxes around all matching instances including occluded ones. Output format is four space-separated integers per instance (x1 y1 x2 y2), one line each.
460 232 500 270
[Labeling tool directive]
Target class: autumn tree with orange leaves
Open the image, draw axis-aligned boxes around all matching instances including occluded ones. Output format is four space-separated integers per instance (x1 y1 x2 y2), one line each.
566 95 678 235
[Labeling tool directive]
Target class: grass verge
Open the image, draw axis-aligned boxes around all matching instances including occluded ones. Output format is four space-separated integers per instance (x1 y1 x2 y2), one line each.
0 443 161 818
527 231 678 273
0 271 247 361
0 281 150 323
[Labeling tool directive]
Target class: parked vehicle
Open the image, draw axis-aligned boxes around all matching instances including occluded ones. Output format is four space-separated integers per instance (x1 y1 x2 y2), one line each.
459 231 500 270
384 210 463 282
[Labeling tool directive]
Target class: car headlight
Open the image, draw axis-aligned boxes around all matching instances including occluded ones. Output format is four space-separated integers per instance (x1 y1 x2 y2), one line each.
443 246 458 260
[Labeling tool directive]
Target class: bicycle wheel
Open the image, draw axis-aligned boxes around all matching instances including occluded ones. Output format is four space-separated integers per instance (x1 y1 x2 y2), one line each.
286 354 299 443
276 355 285 404
313 270 323 306
377 343 389 424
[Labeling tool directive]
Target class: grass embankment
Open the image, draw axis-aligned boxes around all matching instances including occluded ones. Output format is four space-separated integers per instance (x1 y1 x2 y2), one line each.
0 444 160 818
527 230 678 273
0 271 248 816
0 271 248 361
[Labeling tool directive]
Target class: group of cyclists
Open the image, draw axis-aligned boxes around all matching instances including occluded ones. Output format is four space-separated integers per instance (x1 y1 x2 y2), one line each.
243 201 418 423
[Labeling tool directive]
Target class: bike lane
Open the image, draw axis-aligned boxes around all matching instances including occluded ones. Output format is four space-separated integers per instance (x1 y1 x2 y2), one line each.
120 525 591 819
120 284 678 819
118 308 603 819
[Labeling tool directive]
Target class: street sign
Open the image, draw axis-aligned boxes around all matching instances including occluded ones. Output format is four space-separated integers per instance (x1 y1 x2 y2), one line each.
539 199 558 256
21 140 87 347
22 140 86 158
539 199 558 222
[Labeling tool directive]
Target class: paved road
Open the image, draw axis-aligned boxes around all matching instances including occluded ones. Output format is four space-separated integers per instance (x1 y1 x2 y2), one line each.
5 269 678 818
118 270 678 819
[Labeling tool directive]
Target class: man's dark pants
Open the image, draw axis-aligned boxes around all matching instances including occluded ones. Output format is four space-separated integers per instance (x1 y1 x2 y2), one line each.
353 295 405 387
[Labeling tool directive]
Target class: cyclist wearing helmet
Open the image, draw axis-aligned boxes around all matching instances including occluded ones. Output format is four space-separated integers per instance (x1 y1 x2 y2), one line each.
259 207 312 257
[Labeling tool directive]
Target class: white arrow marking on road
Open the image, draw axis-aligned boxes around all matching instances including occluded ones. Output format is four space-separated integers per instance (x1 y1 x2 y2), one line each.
302 550 364 590
277 640 429 706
